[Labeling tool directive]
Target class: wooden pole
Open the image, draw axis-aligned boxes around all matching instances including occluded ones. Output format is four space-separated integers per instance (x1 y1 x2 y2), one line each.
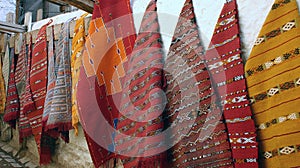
24 12 33 32
37 9 44 21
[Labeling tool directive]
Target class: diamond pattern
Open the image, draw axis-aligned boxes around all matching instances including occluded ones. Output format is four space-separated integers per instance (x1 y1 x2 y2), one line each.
265 61 274 69
264 152 273 159
254 38 265 45
287 113 297 120
208 61 223 70
232 95 247 103
246 158 257 163
268 88 280 96
274 56 283 64
249 98 255 104
278 116 287 123
280 146 295 155
259 124 266 130
296 78 300 85
282 21 296 31
242 137 255 144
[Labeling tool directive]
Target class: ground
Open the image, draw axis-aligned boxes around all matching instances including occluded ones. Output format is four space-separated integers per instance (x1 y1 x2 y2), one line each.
0 147 26 168
0 140 38 168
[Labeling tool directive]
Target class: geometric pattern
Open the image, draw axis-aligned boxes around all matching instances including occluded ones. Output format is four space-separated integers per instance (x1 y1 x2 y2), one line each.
263 144 300 159
235 158 258 163
205 0 258 167
251 77 299 104
230 137 256 144
258 112 300 130
226 116 251 123
216 75 244 87
222 95 247 105
245 0 300 167
246 47 300 77
164 0 234 167
272 0 292 10
254 20 296 47
115 0 166 167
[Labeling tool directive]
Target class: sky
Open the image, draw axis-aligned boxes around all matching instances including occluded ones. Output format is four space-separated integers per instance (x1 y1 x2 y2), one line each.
0 0 16 22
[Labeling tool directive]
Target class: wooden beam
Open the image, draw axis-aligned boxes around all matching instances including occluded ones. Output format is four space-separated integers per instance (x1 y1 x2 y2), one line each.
46 0 94 13
0 21 26 34
24 16 91 44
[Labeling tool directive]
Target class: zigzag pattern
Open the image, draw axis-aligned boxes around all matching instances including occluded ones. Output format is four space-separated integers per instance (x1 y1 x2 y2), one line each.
166 68 206 85
165 60 205 82
167 93 213 118
164 0 234 167
171 29 196 45
165 39 199 67
176 122 223 140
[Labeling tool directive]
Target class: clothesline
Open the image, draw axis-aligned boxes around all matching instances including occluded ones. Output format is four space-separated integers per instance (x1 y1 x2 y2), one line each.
0 15 91 55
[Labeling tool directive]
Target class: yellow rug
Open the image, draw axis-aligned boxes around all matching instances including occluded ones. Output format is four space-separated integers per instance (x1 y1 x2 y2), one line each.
245 0 300 167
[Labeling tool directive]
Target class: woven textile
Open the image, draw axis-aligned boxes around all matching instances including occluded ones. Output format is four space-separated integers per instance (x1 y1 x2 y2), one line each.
2 45 10 93
245 0 300 167
205 0 258 167
71 13 88 136
3 48 19 128
28 20 53 165
15 35 26 96
42 19 73 143
18 35 33 142
77 0 136 167
164 0 233 167
22 35 36 114
42 26 55 133
0 51 6 114
115 0 166 167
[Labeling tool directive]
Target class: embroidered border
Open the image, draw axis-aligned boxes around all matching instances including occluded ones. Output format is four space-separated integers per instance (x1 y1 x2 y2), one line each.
258 112 300 130
250 78 300 104
246 47 300 77
254 20 297 46
263 144 300 159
